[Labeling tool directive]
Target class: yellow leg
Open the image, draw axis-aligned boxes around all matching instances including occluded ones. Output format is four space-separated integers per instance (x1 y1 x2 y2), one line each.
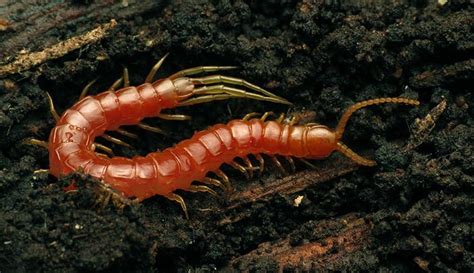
79 79 98 100
157 113 192 121
92 143 114 156
271 156 287 174
165 193 189 219
108 77 123 91
260 111 275 122
229 161 249 179
186 185 218 197
45 92 60 121
137 122 167 135
201 177 227 191
116 128 138 139
285 156 296 172
255 154 265 175
299 158 317 169
214 169 232 192
145 53 169 83
242 112 260 121
23 138 48 149
100 134 133 149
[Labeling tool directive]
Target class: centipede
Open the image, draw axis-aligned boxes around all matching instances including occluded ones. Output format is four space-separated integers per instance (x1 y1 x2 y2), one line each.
28 54 420 218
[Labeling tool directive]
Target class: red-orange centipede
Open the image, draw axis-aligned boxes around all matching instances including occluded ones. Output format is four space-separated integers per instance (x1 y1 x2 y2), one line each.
31 55 420 217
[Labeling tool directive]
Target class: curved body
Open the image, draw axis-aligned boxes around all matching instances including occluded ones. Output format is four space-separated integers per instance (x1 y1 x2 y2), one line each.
49 77 335 200
48 69 419 202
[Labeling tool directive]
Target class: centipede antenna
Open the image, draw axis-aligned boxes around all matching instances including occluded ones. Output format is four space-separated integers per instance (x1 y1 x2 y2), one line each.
79 79 98 100
336 142 376 166
169 65 239 80
335 97 420 140
145 53 169 83
45 92 60 121
24 138 49 149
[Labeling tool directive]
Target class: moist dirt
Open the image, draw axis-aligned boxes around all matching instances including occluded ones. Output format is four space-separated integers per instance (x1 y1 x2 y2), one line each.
0 1 472 272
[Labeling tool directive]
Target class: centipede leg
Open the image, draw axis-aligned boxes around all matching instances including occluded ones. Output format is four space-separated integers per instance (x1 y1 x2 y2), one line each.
79 79 98 100
157 113 192 121
115 128 139 139
288 115 300 126
242 157 254 178
214 169 232 192
242 112 260 121
255 154 265 175
201 177 227 191
229 161 250 179
108 77 123 91
166 193 189 219
145 53 169 83
299 158 317 169
275 113 285 123
92 143 114 156
122 67 130 87
285 156 296 172
186 185 218 197
169 66 238 80
137 122 167 135
260 111 275 122
271 156 287 174
23 138 49 149
33 169 49 175
101 134 133 149
45 92 60 121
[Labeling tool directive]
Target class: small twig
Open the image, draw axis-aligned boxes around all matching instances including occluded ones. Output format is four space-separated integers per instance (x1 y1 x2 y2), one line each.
406 97 447 151
0 19 117 77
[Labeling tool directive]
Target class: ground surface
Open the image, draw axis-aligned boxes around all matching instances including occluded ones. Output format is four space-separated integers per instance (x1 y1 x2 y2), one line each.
0 0 472 272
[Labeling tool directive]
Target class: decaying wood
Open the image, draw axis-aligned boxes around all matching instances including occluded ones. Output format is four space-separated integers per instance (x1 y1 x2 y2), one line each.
227 213 372 272
0 20 117 77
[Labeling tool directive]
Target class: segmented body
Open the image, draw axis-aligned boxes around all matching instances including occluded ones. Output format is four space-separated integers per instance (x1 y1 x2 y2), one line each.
49 76 338 200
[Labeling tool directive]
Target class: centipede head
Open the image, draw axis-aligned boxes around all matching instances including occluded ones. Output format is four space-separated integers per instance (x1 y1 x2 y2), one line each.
333 97 420 166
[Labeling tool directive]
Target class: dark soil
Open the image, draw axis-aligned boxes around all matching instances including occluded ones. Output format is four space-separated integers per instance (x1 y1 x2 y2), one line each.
0 0 472 272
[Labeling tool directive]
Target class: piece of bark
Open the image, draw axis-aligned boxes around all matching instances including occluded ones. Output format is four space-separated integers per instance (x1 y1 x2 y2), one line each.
0 0 165 65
